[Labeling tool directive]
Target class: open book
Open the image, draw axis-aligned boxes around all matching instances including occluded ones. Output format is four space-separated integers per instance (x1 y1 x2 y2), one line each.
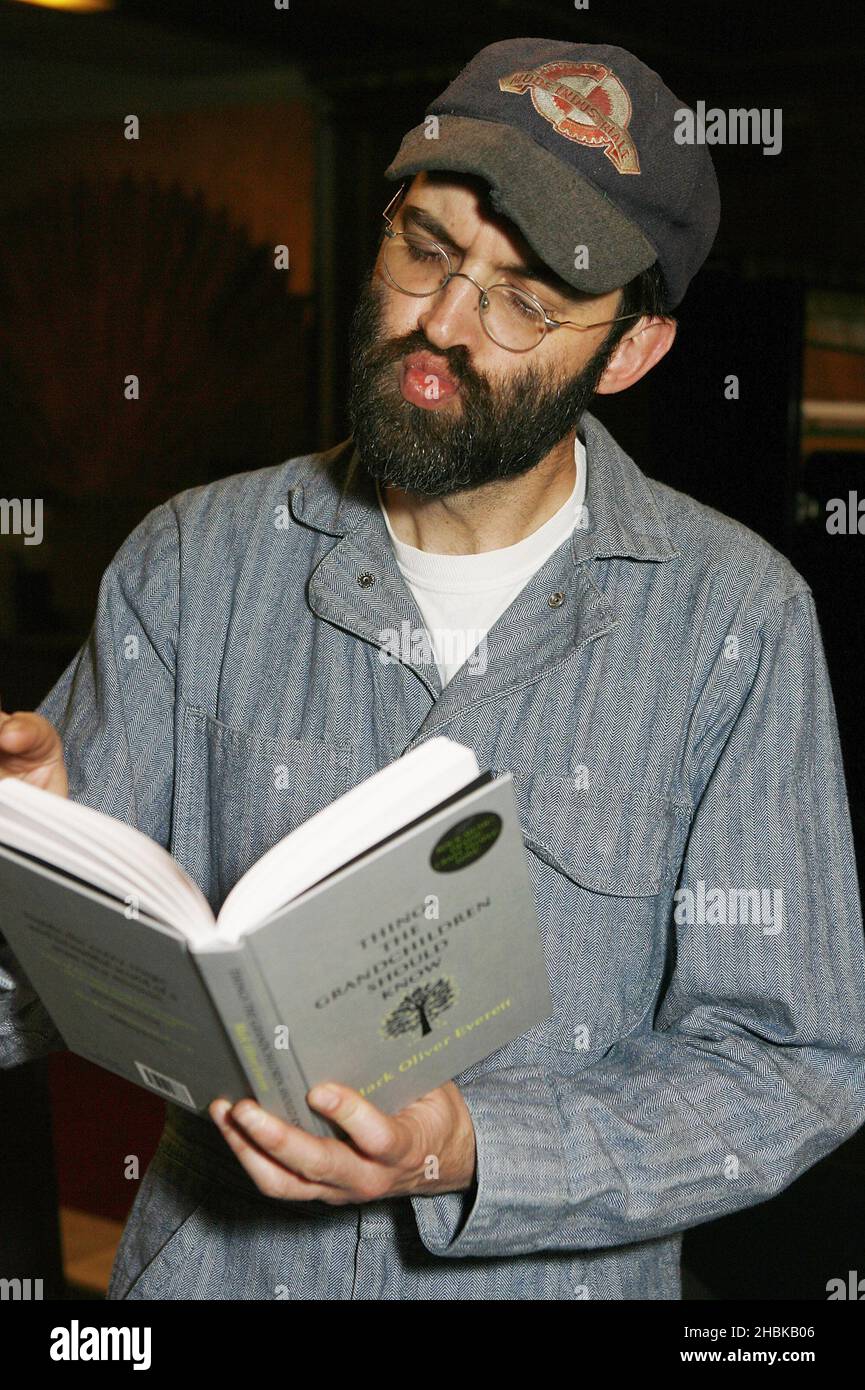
0 737 552 1135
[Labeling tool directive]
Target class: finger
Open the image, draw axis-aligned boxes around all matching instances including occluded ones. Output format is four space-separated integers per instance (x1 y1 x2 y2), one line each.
211 1097 372 1194
226 1096 384 1193
208 1100 336 1202
0 715 39 775
306 1084 413 1164
0 713 42 751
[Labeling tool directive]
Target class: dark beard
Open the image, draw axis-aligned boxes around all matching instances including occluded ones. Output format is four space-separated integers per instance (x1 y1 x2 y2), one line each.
346 274 616 499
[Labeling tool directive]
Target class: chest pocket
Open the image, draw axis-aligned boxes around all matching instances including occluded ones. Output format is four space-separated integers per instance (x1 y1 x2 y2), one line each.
481 769 691 1059
173 703 354 914
514 775 689 897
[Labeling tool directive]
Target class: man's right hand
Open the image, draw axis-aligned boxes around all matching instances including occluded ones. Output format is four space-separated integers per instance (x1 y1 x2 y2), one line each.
0 704 68 797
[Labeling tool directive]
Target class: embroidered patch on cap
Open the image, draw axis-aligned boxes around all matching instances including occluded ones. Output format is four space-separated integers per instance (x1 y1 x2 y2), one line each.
499 60 641 174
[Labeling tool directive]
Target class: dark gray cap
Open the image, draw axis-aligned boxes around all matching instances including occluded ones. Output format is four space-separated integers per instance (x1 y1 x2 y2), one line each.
384 37 721 310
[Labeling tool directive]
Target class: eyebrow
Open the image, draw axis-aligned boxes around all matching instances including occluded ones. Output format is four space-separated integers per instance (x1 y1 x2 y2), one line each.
401 202 576 300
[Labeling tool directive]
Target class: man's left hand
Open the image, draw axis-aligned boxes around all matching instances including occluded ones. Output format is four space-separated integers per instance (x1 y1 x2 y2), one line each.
208 1081 476 1204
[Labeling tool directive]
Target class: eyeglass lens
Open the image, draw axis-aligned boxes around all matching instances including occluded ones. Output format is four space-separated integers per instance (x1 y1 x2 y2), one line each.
383 233 547 351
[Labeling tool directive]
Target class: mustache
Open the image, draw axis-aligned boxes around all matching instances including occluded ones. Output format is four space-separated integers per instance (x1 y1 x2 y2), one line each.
366 329 477 389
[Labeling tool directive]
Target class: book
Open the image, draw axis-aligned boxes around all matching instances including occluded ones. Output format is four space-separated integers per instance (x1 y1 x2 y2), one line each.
0 738 553 1136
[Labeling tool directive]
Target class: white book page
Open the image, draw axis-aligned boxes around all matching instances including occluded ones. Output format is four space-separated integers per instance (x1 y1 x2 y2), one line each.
0 788 197 927
0 779 215 941
215 738 479 942
0 813 182 929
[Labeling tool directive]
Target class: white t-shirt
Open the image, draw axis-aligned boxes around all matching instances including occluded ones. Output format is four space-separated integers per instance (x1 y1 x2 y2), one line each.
376 433 587 686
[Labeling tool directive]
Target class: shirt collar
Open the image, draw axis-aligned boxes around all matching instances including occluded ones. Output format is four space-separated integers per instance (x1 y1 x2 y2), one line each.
287 408 679 565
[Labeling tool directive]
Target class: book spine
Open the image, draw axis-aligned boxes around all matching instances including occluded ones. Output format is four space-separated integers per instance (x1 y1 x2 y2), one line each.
193 945 329 1136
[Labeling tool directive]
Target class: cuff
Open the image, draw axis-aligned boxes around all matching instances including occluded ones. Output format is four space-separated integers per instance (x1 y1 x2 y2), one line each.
410 1065 571 1258
0 939 65 1066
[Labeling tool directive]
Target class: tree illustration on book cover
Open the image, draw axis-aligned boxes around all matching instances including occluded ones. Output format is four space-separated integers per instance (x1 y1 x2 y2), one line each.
382 976 458 1041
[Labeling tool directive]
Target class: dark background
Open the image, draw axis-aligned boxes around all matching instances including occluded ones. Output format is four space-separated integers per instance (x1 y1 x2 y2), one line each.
0 0 863 1301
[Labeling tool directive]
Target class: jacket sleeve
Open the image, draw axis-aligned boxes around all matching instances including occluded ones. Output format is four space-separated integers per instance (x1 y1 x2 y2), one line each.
411 587 865 1257
0 502 180 1069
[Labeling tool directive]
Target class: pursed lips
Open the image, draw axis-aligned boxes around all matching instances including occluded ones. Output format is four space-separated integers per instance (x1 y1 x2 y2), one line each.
399 352 461 406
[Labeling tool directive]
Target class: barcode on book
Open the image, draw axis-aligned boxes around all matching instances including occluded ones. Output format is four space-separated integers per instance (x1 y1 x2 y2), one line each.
134 1061 196 1109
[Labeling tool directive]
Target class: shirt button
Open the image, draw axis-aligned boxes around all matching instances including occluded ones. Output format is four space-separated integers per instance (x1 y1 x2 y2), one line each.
357 572 376 588
547 591 566 607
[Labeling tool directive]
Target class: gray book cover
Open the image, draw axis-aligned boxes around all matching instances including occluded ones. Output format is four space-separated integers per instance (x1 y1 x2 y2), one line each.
0 850 251 1111
246 772 553 1118
0 772 553 1134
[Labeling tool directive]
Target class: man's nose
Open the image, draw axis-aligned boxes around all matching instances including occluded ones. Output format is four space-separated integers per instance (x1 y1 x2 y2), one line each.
417 273 484 350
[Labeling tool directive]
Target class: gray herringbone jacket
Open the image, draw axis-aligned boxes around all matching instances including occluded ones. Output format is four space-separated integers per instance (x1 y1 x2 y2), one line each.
3 409 865 1299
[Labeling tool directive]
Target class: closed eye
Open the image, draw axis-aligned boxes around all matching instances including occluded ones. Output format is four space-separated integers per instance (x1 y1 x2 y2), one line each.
402 205 561 312
403 237 443 265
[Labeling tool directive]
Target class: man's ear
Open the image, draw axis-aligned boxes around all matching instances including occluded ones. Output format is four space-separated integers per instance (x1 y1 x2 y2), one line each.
595 316 677 395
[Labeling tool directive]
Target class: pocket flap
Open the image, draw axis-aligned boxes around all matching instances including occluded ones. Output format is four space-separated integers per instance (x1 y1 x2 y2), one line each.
497 771 689 897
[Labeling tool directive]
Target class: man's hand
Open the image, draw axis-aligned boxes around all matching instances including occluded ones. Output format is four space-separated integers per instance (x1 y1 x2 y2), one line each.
208 1081 477 1204
0 701 68 796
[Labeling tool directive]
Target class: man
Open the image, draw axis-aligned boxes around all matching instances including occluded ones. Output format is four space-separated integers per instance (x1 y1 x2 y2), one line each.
2 38 864 1301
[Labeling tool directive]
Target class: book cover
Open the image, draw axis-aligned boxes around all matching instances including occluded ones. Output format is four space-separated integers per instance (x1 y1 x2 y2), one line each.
0 770 552 1132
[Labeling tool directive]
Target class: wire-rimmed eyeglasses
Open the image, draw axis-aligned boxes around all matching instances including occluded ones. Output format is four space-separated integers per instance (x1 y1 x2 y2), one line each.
380 183 642 353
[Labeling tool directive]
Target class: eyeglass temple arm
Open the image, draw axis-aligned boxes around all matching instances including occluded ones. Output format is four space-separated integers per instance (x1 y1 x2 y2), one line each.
382 183 407 228
381 187 644 333
554 311 643 331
